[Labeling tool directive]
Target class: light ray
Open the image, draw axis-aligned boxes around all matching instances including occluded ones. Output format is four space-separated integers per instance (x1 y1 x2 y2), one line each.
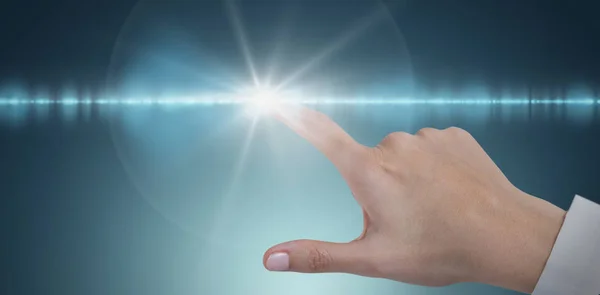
262 1 298 87
206 114 260 244
274 7 388 91
224 0 261 87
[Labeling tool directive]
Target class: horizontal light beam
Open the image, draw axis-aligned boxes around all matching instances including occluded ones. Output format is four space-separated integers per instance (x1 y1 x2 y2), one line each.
0 98 598 106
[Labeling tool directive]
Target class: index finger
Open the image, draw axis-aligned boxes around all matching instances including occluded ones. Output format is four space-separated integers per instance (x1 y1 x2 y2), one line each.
272 103 368 172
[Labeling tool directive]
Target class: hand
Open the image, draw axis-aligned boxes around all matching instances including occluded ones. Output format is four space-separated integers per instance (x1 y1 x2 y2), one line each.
262 104 566 294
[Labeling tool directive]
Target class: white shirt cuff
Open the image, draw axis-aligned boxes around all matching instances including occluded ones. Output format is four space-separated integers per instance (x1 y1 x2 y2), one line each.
532 195 600 295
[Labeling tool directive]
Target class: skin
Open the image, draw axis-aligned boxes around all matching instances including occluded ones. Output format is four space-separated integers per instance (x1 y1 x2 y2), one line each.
262 104 567 294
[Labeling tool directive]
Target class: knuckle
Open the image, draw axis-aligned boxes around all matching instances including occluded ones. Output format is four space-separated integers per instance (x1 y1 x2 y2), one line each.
445 126 470 137
380 131 412 146
369 146 393 173
416 127 439 138
307 248 333 272
331 135 349 150
370 145 385 163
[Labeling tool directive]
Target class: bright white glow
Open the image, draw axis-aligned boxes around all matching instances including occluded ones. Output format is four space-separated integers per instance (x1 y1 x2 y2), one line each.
243 87 282 118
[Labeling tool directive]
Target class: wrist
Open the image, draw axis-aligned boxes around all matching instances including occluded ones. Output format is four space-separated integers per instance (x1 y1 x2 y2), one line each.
472 192 566 293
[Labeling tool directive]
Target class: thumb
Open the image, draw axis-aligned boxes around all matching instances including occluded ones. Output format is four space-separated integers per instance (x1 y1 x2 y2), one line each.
263 239 374 276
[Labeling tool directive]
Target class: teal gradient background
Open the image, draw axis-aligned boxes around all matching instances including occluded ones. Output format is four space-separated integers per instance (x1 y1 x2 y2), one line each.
2 110 600 295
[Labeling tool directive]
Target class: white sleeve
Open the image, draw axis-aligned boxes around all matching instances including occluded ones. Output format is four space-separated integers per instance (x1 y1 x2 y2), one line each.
532 195 600 295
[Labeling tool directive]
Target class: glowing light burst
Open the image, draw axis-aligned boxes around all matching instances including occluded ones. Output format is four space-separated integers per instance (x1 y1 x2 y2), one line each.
241 87 283 118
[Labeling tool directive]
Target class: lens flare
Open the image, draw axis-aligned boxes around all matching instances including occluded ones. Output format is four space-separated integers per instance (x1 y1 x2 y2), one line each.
243 86 283 118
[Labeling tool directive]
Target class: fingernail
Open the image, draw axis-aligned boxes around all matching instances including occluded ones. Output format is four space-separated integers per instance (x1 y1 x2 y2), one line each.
266 252 290 271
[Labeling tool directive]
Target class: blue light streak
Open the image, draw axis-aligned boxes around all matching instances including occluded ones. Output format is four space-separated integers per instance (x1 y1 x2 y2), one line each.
0 97 598 106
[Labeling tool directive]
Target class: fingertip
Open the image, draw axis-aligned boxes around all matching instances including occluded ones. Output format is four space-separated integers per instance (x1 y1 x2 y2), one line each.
265 252 290 271
263 243 293 271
